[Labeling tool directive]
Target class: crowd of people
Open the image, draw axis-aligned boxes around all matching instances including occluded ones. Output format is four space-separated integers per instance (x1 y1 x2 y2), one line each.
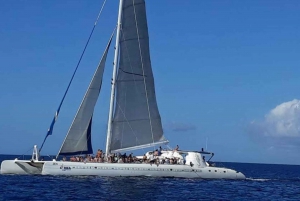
63 145 185 165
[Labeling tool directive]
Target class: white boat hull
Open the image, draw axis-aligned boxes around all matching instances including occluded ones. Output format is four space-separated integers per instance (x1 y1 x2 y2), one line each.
41 161 245 179
1 160 43 174
1 152 246 179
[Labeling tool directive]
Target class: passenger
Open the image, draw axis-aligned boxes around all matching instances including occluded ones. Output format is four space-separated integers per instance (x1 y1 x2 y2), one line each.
97 149 102 158
155 157 160 166
70 156 76 162
142 154 147 163
154 149 158 156
114 154 118 163
118 157 123 163
133 156 139 163
87 154 92 162
158 148 162 156
110 154 115 163
110 154 113 163
148 153 155 164
128 153 133 163
101 155 105 162
92 156 95 162
63 156 66 161
122 153 127 163
159 146 163 152
174 145 179 151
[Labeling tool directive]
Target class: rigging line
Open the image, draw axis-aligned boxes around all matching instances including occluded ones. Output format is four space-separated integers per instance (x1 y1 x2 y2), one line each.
132 0 155 146
17 146 36 160
39 0 107 153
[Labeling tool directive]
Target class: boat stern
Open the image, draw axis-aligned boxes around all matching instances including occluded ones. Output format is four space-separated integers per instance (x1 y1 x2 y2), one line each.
236 171 246 179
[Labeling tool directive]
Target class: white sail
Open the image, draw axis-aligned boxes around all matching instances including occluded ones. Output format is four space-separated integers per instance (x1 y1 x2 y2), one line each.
109 0 168 152
58 35 113 156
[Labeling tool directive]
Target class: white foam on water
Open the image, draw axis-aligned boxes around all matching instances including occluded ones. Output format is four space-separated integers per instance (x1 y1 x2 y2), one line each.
246 177 272 181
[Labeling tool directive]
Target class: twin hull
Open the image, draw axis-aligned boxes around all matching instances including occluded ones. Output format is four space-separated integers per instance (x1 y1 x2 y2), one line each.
1 160 43 174
1 160 245 179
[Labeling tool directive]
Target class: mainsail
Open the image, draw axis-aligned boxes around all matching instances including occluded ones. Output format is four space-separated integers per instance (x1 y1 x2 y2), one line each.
58 35 113 156
110 0 168 152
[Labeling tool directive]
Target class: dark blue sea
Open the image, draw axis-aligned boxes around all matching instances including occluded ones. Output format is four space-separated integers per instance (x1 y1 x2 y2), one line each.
1 155 300 201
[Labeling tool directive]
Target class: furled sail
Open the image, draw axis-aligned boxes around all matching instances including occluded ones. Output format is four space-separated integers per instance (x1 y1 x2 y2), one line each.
110 0 168 152
58 36 113 156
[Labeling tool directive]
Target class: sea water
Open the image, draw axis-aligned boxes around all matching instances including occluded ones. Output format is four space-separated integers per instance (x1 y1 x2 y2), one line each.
1 155 300 200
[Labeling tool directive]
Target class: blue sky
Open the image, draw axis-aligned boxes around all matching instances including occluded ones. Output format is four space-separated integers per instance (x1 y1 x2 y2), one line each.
1 0 300 164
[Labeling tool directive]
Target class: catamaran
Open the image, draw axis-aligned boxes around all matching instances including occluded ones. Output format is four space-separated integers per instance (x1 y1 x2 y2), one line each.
1 0 245 179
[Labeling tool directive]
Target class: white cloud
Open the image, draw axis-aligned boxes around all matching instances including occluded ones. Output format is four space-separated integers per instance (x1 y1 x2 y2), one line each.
262 99 300 137
248 99 300 147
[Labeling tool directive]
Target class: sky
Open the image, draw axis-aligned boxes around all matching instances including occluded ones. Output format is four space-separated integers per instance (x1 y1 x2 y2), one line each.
1 0 300 165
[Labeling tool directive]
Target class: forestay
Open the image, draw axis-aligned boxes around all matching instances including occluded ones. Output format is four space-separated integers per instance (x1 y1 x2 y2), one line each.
58 36 113 156
110 0 168 152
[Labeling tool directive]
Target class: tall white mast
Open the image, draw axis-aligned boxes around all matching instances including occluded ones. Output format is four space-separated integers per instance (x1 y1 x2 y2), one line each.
105 0 123 157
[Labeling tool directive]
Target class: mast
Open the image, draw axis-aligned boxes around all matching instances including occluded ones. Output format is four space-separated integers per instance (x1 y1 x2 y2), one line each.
105 0 123 157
